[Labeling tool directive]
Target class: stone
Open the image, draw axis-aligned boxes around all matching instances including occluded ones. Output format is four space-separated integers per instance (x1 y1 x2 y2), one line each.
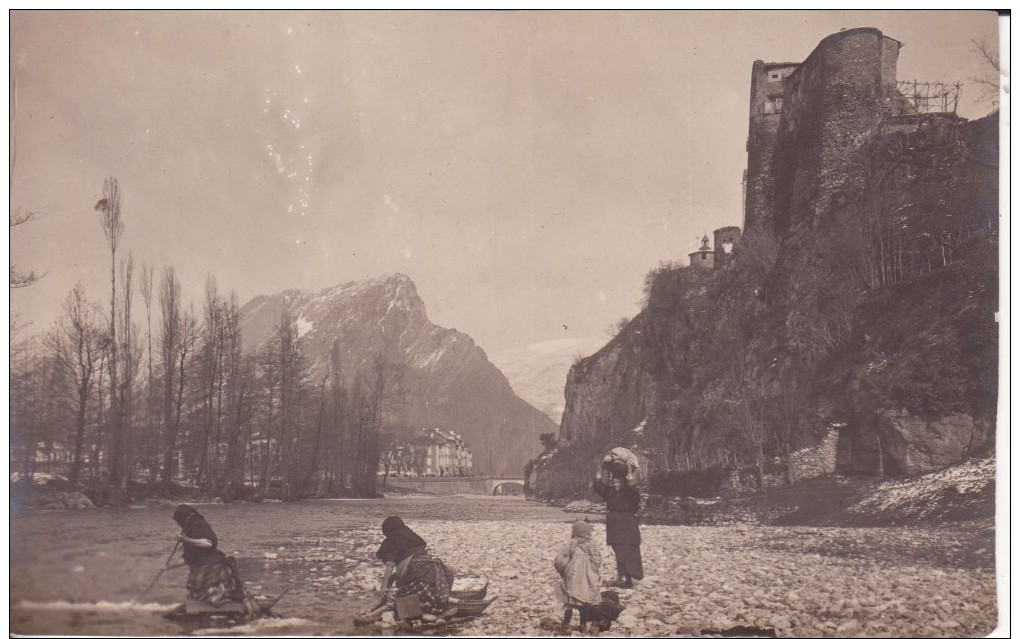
837 620 862 635
768 615 792 631
880 410 989 474
62 492 95 508
617 613 640 628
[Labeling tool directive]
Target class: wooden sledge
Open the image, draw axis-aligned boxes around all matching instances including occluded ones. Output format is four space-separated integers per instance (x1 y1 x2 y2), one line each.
450 582 488 601
393 597 498 634
445 595 496 618
164 589 289 623
353 585 495 632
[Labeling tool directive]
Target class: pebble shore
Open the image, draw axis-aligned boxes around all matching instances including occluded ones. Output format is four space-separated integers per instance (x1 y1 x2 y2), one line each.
365 519 998 637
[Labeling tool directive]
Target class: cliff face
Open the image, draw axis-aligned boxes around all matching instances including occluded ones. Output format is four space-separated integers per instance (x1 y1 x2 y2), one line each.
536 30 998 498
240 274 556 476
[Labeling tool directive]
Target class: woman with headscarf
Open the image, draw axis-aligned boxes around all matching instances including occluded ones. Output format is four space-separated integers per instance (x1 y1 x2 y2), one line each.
357 516 454 624
172 504 250 609
592 455 644 589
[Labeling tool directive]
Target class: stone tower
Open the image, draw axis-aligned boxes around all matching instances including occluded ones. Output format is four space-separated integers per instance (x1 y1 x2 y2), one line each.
743 28 909 235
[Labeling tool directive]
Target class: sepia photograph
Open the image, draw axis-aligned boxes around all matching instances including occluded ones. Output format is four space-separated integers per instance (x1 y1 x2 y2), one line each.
8 9 1006 637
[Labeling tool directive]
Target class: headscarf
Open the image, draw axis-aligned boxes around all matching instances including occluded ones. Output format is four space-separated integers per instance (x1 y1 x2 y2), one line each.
172 504 221 564
376 516 427 563
571 521 592 539
173 504 200 529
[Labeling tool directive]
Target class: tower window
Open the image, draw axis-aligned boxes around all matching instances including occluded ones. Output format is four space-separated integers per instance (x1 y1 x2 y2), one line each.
769 71 782 82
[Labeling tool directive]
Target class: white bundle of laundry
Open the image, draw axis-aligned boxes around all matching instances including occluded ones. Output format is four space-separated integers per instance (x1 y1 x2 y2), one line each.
602 447 640 476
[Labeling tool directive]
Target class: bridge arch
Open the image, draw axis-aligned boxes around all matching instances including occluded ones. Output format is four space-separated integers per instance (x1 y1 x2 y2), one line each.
492 481 525 496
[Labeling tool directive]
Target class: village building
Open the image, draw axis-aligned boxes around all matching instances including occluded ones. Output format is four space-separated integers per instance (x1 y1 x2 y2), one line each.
382 428 473 477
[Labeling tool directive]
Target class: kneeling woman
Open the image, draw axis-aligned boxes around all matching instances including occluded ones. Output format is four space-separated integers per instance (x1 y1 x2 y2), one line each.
173 504 250 608
359 516 454 623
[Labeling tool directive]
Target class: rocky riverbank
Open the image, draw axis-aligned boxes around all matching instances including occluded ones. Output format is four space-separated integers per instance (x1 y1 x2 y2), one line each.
547 457 996 529
390 518 997 637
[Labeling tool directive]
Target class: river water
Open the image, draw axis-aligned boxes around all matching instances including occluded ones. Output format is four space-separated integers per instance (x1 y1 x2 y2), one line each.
11 496 574 636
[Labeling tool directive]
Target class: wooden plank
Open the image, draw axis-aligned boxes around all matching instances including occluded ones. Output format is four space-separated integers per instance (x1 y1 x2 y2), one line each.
184 599 250 615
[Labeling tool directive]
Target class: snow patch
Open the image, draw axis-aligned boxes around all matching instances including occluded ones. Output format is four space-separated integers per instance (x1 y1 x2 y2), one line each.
295 315 314 338
10 472 67 484
850 457 995 519
411 337 451 369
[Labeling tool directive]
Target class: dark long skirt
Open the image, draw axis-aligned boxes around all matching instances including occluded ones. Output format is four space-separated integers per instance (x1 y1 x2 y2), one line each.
186 561 244 605
610 543 644 581
395 554 454 615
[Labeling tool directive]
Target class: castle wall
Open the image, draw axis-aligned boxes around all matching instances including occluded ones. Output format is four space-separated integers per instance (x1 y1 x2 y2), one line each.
744 61 798 233
722 425 842 496
713 226 742 267
745 28 907 234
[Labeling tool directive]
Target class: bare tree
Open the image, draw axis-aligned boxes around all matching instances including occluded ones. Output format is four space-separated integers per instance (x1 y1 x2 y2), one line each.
971 33 1007 109
114 253 138 492
139 263 158 480
328 339 349 491
772 382 804 485
45 285 106 487
196 276 224 485
95 177 126 489
174 308 200 480
216 292 251 495
10 343 64 481
351 355 407 495
10 211 42 289
158 266 182 484
9 66 43 289
724 341 772 492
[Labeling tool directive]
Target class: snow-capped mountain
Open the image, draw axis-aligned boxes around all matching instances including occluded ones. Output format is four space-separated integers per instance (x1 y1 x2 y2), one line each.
490 337 607 424
238 273 556 476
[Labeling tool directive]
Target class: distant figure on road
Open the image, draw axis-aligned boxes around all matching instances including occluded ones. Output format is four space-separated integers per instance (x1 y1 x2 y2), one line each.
592 449 643 589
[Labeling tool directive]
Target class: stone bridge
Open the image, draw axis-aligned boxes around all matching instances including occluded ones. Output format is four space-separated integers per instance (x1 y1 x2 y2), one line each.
384 476 525 496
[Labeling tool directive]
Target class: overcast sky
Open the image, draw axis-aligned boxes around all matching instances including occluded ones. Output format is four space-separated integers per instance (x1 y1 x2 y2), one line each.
9 10 1000 354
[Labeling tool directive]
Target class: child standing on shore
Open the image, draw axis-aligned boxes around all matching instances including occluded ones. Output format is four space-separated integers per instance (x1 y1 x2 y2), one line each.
553 520 603 632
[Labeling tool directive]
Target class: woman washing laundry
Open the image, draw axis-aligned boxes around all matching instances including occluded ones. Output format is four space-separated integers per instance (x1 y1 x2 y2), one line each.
172 504 254 612
355 516 455 625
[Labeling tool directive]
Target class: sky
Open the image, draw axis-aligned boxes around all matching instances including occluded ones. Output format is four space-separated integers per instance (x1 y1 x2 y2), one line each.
8 10 1001 354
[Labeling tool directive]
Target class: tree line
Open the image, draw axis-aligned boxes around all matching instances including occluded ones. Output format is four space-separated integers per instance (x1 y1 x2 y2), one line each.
10 177 406 502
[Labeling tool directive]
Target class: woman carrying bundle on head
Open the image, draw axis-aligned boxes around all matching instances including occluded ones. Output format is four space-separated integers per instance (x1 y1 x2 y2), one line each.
592 448 644 589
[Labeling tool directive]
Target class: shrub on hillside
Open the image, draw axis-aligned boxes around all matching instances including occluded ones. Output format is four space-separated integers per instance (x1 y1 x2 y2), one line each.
648 466 731 498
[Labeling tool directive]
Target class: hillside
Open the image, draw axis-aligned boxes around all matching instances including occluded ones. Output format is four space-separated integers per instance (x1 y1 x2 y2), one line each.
239 274 556 476
532 30 999 499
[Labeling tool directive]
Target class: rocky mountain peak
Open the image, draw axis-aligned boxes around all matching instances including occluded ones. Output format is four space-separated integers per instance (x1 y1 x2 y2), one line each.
238 273 556 475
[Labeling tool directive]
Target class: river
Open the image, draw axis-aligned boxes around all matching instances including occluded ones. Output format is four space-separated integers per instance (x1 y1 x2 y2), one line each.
10 495 571 636
10 495 998 637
